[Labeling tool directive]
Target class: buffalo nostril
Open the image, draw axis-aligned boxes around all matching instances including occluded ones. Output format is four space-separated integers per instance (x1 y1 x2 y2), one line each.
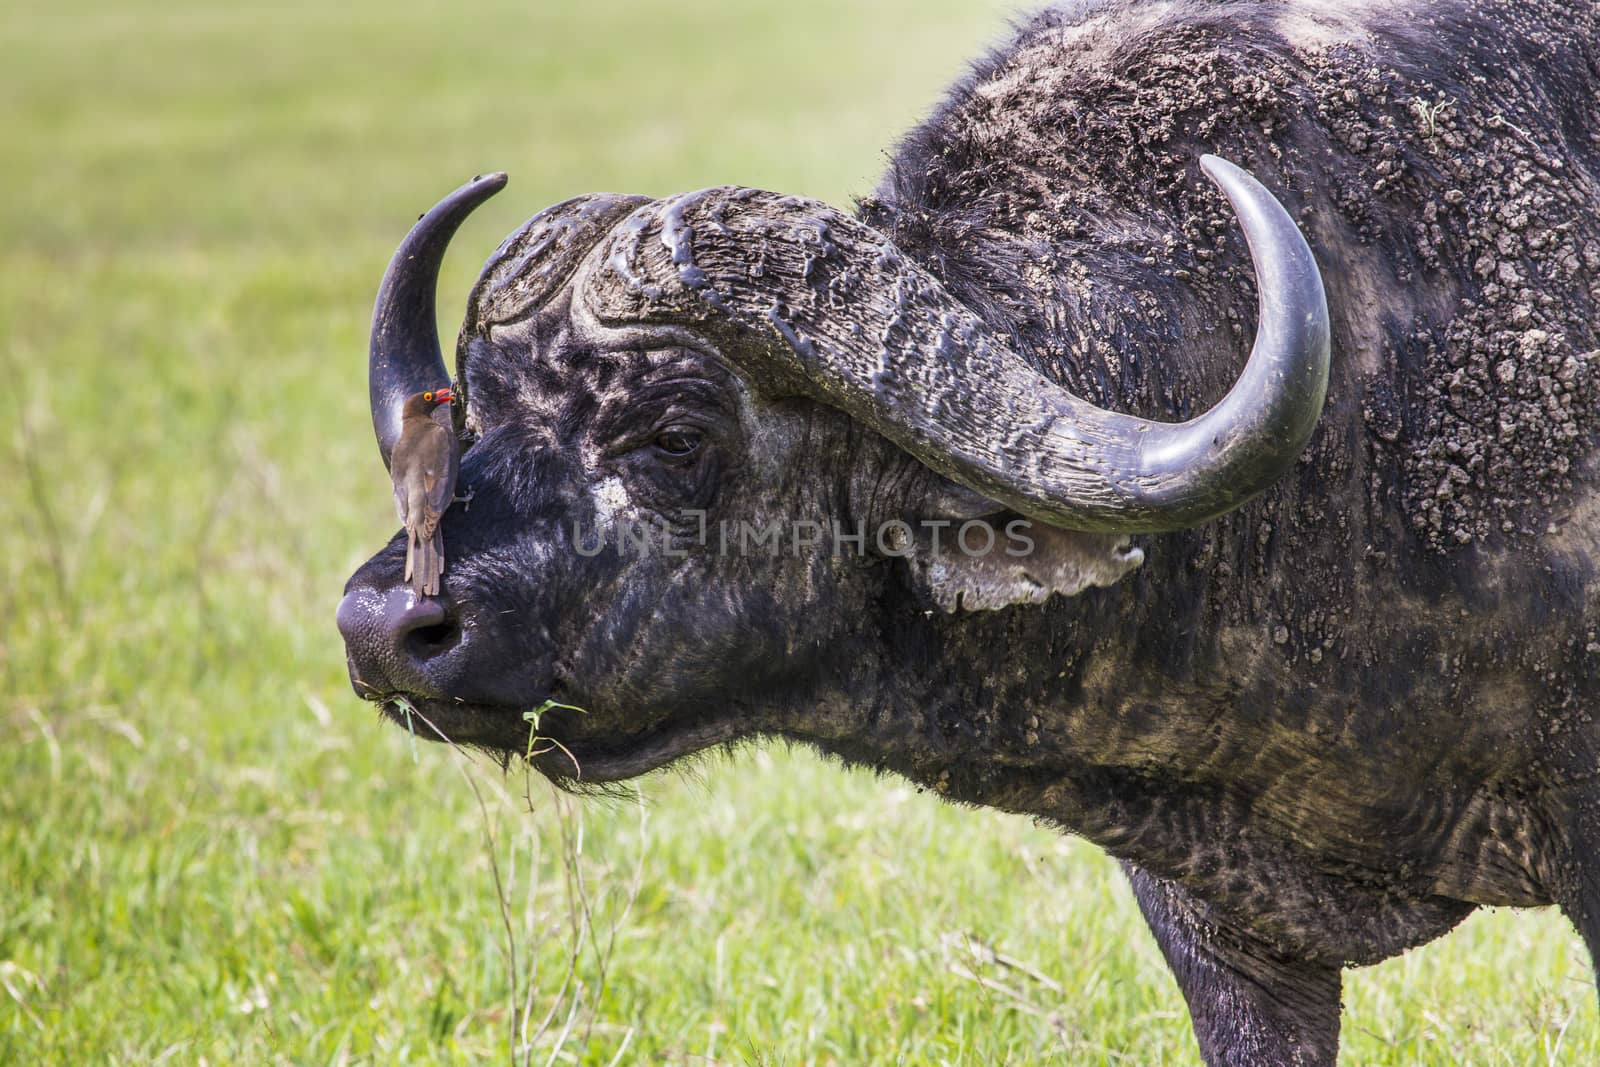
383 594 460 661
405 618 460 657
338 586 464 691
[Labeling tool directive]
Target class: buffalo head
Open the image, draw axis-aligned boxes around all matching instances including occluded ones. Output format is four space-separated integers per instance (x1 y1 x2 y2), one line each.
336 159 1328 785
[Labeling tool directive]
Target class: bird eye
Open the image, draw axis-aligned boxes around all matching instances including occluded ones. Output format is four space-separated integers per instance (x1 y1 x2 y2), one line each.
423 391 433 402
654 428 702 457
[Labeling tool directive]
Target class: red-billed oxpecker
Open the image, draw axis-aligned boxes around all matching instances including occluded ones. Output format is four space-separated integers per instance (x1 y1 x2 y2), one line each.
390 387 460 597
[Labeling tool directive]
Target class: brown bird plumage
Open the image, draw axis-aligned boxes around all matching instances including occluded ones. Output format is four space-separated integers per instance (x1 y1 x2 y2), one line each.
391 387 461 597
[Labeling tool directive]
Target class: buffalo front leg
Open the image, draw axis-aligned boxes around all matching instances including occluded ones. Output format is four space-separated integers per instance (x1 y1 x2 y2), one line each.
1123 863 1342 1066
1555 799 1600 1002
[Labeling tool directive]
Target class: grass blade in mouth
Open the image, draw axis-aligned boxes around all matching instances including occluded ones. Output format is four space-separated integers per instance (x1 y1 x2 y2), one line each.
391 694 421 765
524 699 587 769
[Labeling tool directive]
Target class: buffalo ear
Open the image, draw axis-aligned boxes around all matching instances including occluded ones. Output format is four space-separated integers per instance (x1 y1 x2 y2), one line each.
901 479 1145 612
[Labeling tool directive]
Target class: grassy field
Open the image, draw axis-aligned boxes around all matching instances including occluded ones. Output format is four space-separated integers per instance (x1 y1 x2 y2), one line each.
2 0 1596 1062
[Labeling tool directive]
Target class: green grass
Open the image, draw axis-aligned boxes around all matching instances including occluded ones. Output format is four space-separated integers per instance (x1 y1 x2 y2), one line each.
1 0 1595 1062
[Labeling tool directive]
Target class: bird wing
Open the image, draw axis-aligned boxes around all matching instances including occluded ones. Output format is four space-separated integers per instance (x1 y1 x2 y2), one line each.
391 432 419 525
404 420 456 540
421 421 459 520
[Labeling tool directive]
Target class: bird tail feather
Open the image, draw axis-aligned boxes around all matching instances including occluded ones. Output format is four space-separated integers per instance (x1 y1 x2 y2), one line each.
404 530 417 588
422 529 444 597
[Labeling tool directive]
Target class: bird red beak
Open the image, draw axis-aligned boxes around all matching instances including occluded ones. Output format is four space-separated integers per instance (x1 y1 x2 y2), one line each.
436 387 455 404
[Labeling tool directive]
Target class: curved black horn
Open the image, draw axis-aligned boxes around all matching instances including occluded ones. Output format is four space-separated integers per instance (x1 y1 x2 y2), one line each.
575 155 1329 532
369 172 507 470
1129 155 1330 521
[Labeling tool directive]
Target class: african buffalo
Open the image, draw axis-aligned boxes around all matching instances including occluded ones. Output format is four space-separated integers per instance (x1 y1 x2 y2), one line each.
337 1 1600 1061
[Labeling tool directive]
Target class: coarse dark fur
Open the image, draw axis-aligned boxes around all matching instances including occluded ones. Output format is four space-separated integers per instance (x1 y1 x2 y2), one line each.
340 1 1600 1062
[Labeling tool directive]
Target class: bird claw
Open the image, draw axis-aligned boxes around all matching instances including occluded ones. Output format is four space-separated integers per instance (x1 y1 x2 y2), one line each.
453 487 476 512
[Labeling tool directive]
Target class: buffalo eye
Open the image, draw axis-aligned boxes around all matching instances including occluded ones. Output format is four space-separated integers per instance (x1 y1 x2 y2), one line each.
654 428 702 458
